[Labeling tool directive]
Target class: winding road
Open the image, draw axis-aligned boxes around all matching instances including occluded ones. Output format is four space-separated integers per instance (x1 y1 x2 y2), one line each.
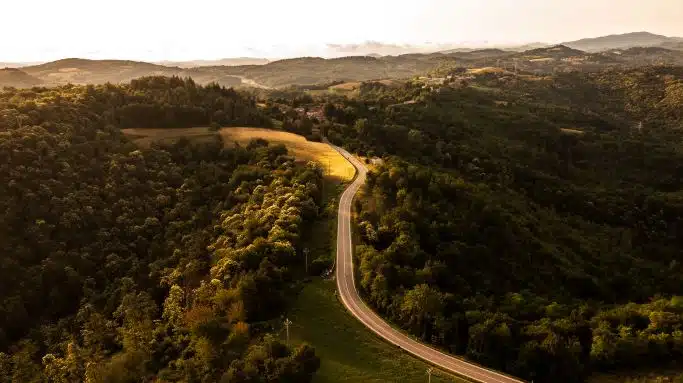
329 143 526 383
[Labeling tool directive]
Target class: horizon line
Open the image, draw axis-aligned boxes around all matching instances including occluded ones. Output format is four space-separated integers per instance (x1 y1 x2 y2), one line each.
1 30 680 64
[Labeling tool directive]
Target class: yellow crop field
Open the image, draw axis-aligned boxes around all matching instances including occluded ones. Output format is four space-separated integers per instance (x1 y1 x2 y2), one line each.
122 127 356 182
221 127 355 182
560 128 585 135
468 67 508 75
330 81 362 91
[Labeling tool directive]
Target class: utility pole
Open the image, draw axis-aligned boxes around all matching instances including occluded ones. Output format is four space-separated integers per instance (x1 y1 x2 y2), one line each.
427 368 433 383
304 248 309 275
284 318 292 346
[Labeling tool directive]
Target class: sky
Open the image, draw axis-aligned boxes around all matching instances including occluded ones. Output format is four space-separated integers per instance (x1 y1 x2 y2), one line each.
1 0 682 62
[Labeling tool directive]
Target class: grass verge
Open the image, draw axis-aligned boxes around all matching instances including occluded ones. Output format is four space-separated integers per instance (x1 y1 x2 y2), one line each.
287 279 467 383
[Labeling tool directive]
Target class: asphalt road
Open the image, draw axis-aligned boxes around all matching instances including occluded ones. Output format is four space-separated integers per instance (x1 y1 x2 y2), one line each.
330 143 526 383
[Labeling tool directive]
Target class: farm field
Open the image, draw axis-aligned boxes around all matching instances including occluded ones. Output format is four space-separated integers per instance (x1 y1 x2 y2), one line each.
122 127 356 182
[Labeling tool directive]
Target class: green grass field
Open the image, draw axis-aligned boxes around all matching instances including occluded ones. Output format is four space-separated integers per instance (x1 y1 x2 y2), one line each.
286 278 468 383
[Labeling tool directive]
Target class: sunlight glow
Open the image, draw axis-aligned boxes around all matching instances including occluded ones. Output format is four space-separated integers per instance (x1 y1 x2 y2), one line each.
1 0 682 61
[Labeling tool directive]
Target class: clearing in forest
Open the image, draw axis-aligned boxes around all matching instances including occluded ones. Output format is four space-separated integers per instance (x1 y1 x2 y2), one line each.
220 127 355 182
467 67 507 75
122 127 355 182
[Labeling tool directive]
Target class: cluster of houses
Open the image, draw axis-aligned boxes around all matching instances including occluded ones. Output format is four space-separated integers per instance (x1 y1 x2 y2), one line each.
293 106 325 121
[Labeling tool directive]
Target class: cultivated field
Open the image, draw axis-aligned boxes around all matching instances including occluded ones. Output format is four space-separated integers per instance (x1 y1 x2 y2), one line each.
326 79 402 98
467 67 508 75
122 127 356 182
560 127 586 135
329 81 362 91
220 127 355 182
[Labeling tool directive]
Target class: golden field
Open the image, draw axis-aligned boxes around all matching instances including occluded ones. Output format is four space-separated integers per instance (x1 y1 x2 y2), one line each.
122 127 356 182
220 127 355 182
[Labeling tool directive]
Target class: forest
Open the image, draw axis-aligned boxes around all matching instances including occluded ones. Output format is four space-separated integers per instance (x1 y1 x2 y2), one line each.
312 66 683 382
0 78 321 382
3 64 683 383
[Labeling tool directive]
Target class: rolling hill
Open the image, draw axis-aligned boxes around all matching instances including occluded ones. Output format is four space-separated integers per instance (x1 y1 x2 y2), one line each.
520 44 587 58
0 62 42 69
14 58 242 88
1 55 450 89
156 57 270 68
185 55 456 88
563 31 683 52
3 34 683 90
0 68 43 88
22 58 180 84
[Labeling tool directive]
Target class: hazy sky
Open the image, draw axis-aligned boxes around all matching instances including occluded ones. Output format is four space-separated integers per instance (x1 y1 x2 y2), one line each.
2 0 682 62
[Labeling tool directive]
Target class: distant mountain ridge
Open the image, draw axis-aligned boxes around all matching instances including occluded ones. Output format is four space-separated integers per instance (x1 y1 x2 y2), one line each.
2 31 682 69
562 31 683 52
523 44 587 57
16 58 243 88
156 58 270 68
0 62 43 69
2 31 683 89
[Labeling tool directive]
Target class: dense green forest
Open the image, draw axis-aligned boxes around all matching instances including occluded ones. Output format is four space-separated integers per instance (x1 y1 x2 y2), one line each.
0 78 320 382
309 66 683 382
4 65 683 382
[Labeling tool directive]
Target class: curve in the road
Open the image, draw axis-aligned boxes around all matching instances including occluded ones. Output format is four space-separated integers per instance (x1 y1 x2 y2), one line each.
329 143 526 383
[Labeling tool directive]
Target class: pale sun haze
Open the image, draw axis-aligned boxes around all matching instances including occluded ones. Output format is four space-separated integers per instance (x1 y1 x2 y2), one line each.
1 0 682 61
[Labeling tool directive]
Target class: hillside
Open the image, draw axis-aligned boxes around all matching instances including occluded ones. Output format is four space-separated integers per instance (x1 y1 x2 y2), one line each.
445 48 514 59
0 68 43 87
4 38 683 90
5 55 447 89
196 55 454 88
198 47 683 86
0 62 41 68
269 65 683 382
520 44 587 58
3 49 683 383
0 79 322 382
441 43 549 54
157 57 270 68
564 31 683 52
22 58 181 83
16 58 242 88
